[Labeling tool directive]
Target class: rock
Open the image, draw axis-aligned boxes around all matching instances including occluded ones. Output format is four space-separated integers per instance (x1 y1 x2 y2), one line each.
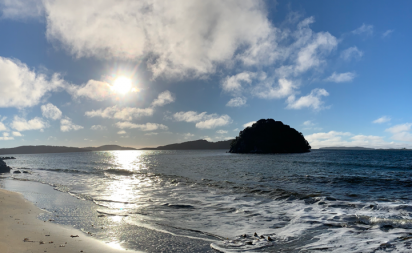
13 170 21 174
229 119 311 153
0 159 12 173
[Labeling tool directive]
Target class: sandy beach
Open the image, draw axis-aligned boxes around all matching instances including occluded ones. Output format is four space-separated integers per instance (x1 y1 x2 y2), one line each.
0 188 139 253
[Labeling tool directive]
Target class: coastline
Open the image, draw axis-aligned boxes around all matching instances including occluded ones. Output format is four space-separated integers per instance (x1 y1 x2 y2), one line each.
0 188 140 253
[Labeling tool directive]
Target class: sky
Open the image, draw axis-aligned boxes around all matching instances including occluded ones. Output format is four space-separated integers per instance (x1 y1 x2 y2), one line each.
0 0 411 149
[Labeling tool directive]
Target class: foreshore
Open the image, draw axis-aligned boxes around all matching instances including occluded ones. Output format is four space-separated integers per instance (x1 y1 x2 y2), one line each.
0 188 139 253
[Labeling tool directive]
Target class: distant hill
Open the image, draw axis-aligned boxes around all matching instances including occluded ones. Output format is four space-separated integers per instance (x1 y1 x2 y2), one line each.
140 139 234 150
319 147 375 150
83 145 136 151
0 145 136 155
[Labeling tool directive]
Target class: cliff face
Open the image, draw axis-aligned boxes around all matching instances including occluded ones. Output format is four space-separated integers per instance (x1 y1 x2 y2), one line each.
229 119 311 154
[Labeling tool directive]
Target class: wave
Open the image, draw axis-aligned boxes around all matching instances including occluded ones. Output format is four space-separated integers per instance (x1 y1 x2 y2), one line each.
357 215 412 229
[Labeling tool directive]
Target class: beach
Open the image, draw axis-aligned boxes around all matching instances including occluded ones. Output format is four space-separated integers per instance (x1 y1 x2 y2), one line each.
0 188 139 253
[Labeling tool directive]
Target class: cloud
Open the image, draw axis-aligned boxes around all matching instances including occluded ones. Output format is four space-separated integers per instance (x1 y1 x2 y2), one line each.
373 116 391 124
11 116 48 131
340 46 363 61
196 115 232 129
41 103 62 120
303 120 314 126
352 23 373 36
307 130 412 149
68 80 112 101
216 130 228 134
12 131 23 137
151 90 175 107
226 97 247 107
243 121 256 128
0 122 6 131
0 132 14 141
0 0 44 20
115 122 168 131
117 130 126 135
385 123 412 142
182 132 194 139
325 72 356 83
60 117 83 132
173 111 207 123
287 88 329 110
90 125 107 130
0 56 65 108
145 132 158 136
382 30 394 38
85 106 153 121
222 72 255 95
173 111 231 129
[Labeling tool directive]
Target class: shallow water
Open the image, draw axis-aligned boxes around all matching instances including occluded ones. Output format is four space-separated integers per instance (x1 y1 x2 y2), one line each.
2 149 412 252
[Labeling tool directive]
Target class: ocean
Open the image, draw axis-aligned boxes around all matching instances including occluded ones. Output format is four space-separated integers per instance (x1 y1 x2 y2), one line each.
1 149 412 252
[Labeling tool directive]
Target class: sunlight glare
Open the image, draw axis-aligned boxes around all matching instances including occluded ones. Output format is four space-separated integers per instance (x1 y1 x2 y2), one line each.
112 76 132 94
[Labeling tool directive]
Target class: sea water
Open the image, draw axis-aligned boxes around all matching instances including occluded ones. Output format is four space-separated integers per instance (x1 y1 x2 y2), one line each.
2 149 412 252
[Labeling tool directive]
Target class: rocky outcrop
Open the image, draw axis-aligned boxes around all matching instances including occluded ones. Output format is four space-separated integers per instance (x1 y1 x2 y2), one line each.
229 119 311 153
0 159 12 173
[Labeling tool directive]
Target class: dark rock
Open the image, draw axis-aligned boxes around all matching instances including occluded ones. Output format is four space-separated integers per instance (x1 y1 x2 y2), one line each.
0 159 12 173
229 119 311 154
13 170 21 174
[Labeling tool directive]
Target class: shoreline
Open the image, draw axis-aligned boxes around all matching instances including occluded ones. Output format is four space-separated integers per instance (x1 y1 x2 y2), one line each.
0 188 141 253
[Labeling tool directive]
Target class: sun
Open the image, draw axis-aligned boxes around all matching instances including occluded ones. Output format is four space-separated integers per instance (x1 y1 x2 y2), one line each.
112 76 132 94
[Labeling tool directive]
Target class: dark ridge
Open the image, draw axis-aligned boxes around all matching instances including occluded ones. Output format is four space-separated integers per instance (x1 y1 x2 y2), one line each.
140 139 234 150
229 119 311 154
0 145 136 155
319 147 375 150
83 145 136 151
0 145 91 155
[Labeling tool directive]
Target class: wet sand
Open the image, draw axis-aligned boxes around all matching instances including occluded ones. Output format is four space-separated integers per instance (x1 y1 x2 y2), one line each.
0 188 140 253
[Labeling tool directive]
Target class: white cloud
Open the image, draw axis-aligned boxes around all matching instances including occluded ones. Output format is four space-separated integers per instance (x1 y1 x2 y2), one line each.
41 103 62 120
340 46 363 61
203 136 213 142
0 56 64 108
0 122 6 131
303 120 314 126
325 72 356 83
0 0 44 20
0 132 13 141
306 130 410 149
117 130 126 135
90 125 107 130
173 111 231 129
352 23 374 36
216 130 228 134
12 131 23 137
222 72 254 95
115 122 168 131
68 80 112 101
385 123 412 142
145 132 158 136
40 0 276 79
151 90 175 107
287 88 329 110
226 97 247 107
373 116 391 124
182 132 194 139
253 78 296 99
85 106 153 121
196 115 232 129
243 121 256 128
382 29 394 38
173 111 207 123
60 117 83 132
11 116 48 131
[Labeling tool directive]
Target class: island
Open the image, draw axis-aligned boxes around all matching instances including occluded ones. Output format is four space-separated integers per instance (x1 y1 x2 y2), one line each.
229 119 311 153
140 139 233 150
